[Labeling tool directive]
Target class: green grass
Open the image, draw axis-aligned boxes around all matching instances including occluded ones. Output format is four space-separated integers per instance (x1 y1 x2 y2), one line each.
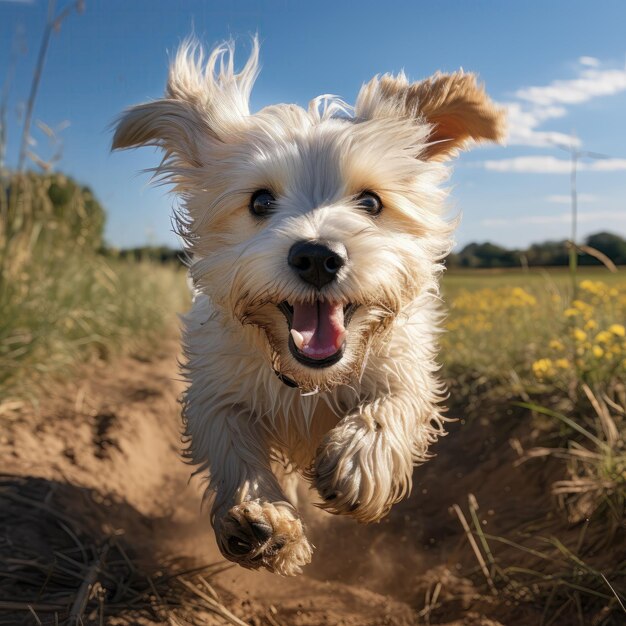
0 174 189 410
0 255 189 408
443 265 626 296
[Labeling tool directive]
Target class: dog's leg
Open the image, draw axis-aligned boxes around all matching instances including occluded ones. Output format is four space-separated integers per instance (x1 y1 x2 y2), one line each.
312 395 443 522
187 407 313 575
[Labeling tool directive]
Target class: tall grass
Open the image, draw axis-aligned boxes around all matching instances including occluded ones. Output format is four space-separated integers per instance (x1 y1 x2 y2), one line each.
0 173 188 410
441 269 626 623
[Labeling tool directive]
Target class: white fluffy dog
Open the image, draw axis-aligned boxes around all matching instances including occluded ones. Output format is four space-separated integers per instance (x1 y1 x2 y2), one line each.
113 38 505 576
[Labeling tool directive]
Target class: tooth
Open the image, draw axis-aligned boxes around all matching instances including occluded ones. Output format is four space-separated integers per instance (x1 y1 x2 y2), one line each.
290 329 304 350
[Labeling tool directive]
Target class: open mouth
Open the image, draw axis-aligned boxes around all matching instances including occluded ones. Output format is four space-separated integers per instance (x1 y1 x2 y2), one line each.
278 301 358 368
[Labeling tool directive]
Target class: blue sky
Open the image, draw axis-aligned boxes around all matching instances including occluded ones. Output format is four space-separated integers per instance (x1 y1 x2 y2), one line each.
2 0 625 250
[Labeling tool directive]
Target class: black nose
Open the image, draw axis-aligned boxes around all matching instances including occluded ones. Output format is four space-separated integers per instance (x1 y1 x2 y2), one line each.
288 240 347 289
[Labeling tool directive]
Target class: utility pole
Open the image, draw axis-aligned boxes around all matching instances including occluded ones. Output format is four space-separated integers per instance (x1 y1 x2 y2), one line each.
554 135 609 297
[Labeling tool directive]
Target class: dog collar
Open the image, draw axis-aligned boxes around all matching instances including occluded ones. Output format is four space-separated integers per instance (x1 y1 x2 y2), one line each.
274 370 298 388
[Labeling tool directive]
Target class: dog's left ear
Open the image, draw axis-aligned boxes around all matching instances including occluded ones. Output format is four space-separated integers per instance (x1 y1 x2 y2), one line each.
355 71 506 160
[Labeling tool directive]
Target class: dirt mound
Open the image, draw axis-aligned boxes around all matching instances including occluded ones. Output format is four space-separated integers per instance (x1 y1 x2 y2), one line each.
0 344 417 625
2 340 616 624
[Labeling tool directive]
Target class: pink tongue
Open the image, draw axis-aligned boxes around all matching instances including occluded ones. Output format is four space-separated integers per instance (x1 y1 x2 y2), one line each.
292 301 345 360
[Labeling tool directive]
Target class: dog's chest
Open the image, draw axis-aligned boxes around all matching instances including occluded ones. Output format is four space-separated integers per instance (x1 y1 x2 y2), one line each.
269 399 340 468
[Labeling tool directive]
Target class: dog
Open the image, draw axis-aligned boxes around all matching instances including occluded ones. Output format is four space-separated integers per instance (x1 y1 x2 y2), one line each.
112 38 505 576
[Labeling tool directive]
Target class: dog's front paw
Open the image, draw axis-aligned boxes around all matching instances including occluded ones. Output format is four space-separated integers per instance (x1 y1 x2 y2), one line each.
313 418 411 523
216 500 313 576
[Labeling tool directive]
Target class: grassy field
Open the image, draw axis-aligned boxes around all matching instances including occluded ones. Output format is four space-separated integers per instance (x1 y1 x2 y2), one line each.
0 174 189 412
444 266 626 291
1 175 624 624
442 267 626 392
440 267 626 624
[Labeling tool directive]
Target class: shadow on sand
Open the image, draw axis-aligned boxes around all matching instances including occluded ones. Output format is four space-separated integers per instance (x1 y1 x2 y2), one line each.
0 474 234 626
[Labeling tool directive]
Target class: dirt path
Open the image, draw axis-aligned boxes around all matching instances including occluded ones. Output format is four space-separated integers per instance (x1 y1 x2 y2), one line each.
0 339 552 625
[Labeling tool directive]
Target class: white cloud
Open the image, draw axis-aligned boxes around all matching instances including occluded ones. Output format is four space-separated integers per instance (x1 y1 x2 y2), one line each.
483 156 626 174
579 56 600 68
589 158 626 171
484 156 570 173
482 210 626 227
505 102 577 147
545 193 598 204
515 67 626 107
501 57 626 148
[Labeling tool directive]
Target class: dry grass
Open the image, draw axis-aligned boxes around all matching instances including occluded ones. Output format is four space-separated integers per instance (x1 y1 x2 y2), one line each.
0 476 245 626
0 173 189 411
451 489 625 625
441 271 626 625
519 384 625 532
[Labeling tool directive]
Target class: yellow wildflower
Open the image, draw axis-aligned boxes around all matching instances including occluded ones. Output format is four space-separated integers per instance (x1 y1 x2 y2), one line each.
573 329 587 342
555 358 570 369
609 324 625 338
595 331 613 344
549 339 564 351
532 358 554 379
584 319 598 331
564 308 579 317
592 346 604 359
509 287 537 307
579 279 604 294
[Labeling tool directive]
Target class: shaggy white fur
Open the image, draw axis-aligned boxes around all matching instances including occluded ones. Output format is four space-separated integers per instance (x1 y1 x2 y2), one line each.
113 38 505 576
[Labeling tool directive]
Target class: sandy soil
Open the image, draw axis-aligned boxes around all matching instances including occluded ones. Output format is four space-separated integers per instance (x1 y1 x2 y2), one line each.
0 339 557 625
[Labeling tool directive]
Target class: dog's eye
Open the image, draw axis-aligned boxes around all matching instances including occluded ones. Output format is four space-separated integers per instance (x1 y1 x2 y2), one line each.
356 191 383 216
250 190 277 217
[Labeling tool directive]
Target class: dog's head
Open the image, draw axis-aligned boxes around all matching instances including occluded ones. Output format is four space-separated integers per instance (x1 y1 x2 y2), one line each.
113 39 505 392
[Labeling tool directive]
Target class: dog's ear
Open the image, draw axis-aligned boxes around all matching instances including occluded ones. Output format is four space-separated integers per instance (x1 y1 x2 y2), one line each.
112 39 259 165
355 71 506 160
111 99 208 166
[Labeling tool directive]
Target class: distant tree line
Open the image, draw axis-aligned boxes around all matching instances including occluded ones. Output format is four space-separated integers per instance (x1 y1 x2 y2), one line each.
101 245 186 265
113 231 626 269
447 232 626 268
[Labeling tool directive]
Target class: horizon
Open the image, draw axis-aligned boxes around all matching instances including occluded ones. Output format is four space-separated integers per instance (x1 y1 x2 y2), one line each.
106 228 625 254
1 0 625 250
